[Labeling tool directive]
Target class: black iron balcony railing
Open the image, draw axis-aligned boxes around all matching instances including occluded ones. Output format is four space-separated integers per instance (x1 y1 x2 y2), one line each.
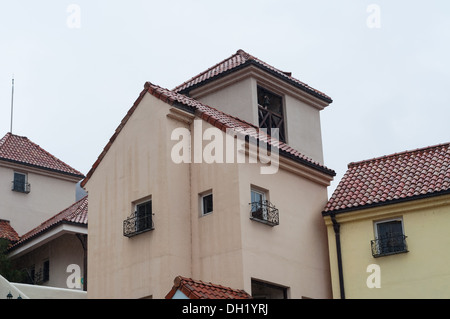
123 212 154 237
371 235 408 258
250 200 279 226
11 181 30 193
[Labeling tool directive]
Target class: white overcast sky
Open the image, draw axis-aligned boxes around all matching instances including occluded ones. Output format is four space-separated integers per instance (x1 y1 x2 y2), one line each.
1 1 449 196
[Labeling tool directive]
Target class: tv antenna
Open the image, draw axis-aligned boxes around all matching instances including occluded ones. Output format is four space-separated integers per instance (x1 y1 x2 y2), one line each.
10 75 14 133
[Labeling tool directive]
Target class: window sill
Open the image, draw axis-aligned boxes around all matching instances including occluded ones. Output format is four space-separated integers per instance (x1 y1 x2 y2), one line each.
250 217 279 227
124 227 154 238
372 249 408 258
12 189 30 194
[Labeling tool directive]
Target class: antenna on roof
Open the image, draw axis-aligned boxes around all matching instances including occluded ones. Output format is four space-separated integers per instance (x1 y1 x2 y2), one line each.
10 75 14 133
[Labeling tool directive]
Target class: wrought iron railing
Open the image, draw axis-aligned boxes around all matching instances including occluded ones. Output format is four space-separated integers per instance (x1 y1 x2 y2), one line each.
250 200 279 226
11 181 30 193
123 212 154 237
371 235 408 257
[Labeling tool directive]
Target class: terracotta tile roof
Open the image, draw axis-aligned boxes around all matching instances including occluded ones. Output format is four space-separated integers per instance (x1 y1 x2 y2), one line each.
323 143 450 214
0 219 20 243
0 133 84 178
9 195 88 250
165 276 252 299
81 82 335 187
173 49 333 103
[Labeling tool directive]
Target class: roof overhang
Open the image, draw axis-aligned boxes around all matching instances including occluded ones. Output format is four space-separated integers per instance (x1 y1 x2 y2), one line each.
322 191 450 226
8 223 87 259
187 63 332 110
0 159 84 183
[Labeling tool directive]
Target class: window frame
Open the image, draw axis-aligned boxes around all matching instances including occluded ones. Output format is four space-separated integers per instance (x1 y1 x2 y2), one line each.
123 197 154 237
249 186 278 226
372 217 408 257
200 191 213 216
257 85 287 143
374 217 405 239
12 171 30 193
251 279 289 299
43 259 50 282
134 199 153 233
250 187 268 218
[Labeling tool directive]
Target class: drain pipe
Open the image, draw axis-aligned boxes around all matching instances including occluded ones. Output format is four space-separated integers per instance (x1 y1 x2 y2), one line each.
330 213 345 299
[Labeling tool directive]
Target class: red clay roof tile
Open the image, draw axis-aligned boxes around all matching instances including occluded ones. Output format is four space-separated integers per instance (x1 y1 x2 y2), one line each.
9 195 88 250
323 143 450 214
0 133 84 178
165 276 252 299
173 49 332 103
0 219 20 243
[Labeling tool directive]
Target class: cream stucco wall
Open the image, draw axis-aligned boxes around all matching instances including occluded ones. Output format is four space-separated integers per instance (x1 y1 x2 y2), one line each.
283 94 324 164
85 93 192 299
238 160 332 299
190 159 245 291
190 70 327 165
85 91 334 299
324 194 450 299
11 233 85 290
0 165 79 235
195 77 258 126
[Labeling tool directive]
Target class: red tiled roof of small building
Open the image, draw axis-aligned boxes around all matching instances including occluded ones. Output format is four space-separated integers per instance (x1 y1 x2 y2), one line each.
323 143 450 214
173 49 332 103
9 195 88 250
0 133 84 178
165 276 252 299
0 219 20 243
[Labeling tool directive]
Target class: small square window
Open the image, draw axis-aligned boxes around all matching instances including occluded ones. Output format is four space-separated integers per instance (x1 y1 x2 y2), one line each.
201 192 213 216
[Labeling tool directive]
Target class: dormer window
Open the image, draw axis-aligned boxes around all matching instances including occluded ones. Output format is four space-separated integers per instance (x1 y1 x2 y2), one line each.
12 172 30 193
257 86 286 143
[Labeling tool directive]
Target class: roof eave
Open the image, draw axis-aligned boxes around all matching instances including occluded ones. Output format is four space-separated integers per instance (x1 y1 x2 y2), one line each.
177 60 333 104
0 158 85 180
322 188 450 217
7 222 87 258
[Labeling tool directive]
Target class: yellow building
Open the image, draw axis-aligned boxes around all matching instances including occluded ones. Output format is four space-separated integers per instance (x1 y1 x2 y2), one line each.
323 143 450 298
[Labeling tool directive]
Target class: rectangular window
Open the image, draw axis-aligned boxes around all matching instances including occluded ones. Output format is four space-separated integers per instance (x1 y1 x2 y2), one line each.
135 200 153 233
28 265 35 284
201 192 213 216
43 260 50 282
250 187 279 226
123 198 154 237
251 279 288 299
250 188 266 220
12 172 30 193
257 86 286 142
371 218 408 257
